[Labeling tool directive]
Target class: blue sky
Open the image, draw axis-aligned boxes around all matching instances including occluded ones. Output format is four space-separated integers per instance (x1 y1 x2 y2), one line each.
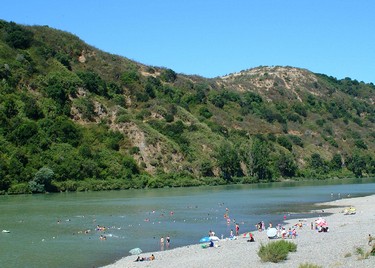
1 1 374 83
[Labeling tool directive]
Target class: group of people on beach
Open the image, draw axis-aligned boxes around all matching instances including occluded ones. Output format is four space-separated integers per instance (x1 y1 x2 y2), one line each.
135 254 155 262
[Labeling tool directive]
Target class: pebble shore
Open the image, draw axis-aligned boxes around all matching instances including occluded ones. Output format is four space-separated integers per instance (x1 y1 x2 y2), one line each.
102 195 375 268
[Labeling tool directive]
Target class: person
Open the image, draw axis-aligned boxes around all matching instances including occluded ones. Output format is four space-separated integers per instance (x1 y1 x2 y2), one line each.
235 223 240 236
166 235 170 248
368 234 373 246
209 240 214 247
292 228 297 239
230 229 234 238
149 254 155 260
288 228 293 238
281 227 286 239
135 256 145 262
247 233 255 242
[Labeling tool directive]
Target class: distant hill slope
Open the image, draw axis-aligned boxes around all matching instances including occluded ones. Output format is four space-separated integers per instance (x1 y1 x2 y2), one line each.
0 20 374 194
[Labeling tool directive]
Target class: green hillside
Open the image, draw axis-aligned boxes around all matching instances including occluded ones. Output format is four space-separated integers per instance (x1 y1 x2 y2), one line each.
0 20 374 194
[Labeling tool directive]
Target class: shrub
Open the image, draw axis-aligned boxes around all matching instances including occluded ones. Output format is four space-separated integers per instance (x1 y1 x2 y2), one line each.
8 183 31 194
289 135 304 147
199 107 212 119
299 263 322 268
160 68 177 82
287 113 303 123
292 103 307 117
277 136 293 151
257 240 297 263
354 139 367 150
355 246 370 260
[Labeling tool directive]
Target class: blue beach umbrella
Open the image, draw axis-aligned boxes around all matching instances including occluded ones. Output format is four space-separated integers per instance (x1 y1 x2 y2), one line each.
199 236 211 243
129 247 142 255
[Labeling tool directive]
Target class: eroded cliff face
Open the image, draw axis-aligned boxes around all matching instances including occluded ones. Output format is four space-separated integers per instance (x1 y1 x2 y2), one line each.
221 66 328 103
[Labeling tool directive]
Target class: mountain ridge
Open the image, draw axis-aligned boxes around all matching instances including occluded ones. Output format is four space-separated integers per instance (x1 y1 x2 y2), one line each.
0 20 374 193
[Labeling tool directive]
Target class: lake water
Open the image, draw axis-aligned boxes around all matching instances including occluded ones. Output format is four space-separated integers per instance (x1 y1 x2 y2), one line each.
0 178 375 268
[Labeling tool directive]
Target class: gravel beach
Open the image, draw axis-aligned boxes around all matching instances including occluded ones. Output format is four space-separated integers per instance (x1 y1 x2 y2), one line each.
102 194 375 268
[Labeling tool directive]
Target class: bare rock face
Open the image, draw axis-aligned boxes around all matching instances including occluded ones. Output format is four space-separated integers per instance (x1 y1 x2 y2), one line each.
78 51 86 63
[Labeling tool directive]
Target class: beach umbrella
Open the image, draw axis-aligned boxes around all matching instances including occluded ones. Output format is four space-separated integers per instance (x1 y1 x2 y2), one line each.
316 218 327 227
199 236 211 243
266 228 277 238
129 248 142 255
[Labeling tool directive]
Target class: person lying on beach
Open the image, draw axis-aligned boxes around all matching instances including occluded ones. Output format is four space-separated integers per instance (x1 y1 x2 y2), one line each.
135 254 155 261
134 256 145 262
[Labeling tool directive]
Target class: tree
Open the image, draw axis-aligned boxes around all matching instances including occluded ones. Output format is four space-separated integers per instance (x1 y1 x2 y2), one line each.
209 93 225 108
277 152 298 177
249 138 272 181
21 94 44 120
47 116 82 147
29 167 54 193
330 153 342 170
346 153 367 177
309 153 329 173
217 142 242 181
3 96 19 118
9 119 38 146
5 22 34 49
77 71 107 96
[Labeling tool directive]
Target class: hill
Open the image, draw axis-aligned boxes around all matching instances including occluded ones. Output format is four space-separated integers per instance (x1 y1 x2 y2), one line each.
0 20 374 194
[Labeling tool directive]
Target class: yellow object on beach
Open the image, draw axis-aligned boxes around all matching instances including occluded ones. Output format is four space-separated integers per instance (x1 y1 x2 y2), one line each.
343 207 356 215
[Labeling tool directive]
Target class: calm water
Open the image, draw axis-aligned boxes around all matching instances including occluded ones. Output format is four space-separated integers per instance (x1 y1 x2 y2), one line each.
0 178 375 268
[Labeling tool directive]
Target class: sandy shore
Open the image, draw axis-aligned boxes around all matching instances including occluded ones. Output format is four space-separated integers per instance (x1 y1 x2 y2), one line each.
102 195 375 268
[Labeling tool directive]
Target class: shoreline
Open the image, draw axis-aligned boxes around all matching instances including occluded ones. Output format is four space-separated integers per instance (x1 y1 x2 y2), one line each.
101 194 375 268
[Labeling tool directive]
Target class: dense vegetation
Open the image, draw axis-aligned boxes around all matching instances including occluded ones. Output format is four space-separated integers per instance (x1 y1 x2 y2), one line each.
0 20 374 194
